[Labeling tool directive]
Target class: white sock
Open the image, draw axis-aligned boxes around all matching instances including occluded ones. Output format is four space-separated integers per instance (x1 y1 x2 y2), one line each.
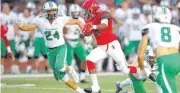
75 86 84 93
120 78 131 88
26 65 32 72
11 65 20 74
90 74 99 87
80 72 86 81
1 65 4 74
68 66 73 73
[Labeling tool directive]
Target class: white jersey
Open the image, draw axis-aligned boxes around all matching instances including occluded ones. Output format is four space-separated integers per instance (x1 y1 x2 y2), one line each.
142 22 180 50
0 12 17 40
65 17 85 40
18 13 35 41
124 17 146 41
32 14 69 48
34 28 43 38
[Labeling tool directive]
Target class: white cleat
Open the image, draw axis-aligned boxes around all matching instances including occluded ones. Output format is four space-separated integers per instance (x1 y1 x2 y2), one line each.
68 66 79 83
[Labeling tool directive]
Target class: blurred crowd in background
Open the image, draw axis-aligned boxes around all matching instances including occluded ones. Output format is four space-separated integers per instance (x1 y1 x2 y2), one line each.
0 0 179 74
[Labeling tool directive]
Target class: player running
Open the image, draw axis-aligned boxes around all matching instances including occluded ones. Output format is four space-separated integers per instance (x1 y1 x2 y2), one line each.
64 4 88 83
82 0 137 92
138 6 180 93
16 1 85 93
115 45 158 93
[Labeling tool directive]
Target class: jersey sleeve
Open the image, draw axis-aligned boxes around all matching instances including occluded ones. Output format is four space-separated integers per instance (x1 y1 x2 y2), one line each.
101 12 111 20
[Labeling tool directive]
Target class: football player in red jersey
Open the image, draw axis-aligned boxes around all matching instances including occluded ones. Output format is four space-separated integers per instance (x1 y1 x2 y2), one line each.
1 25 15 60
1 25 15 74
82 0 137 92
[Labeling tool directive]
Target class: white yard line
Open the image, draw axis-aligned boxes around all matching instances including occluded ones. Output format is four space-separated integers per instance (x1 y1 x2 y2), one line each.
2 85 157 93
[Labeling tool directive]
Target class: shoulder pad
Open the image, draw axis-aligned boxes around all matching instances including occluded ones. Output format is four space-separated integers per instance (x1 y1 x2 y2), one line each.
101 11 111 19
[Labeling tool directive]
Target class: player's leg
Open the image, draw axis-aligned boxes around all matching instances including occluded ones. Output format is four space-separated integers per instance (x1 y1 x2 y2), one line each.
84 47 108 93
129 74 146 93
156 53 180 93
9 40 20 74
107 40 137 74
33 38 41 73
47 44 84 93
74 41 88 83
66 42 74 66
124 41 133 60
115 78 131 93
1 39 7 74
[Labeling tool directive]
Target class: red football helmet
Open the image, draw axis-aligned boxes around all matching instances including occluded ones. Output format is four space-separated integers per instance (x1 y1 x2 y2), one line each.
82 0 100 21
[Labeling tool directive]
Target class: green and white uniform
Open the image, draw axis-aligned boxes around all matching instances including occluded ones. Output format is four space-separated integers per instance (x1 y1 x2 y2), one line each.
65 17 87 66
33 28 47 58
142 22 180 93
0 12 17 57
124 17 146 56
32 14 69 80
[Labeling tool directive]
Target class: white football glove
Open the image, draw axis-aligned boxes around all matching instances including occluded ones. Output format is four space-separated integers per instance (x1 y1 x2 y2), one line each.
16 19 24 28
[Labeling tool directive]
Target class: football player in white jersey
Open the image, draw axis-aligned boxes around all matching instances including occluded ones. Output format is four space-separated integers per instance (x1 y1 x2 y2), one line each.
138 6 180 93
64 4 89 83
124 7 146 61
115 45 158 93
18 8 35 73
16 1 85 93
0 3 20 74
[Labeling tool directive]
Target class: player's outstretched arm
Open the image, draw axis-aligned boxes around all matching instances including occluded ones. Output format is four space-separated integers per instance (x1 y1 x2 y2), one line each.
16 20 38 31
138 33 148 70
66 19 83 30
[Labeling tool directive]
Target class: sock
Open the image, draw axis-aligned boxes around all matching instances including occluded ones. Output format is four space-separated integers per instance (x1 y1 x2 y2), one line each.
90 74 99 87
120 78 131 88
62 74 69 82
65 78 77 90
11 65 20 74
80 70 86 81
67 66 73 73
26 65 32 72
1 65 4 74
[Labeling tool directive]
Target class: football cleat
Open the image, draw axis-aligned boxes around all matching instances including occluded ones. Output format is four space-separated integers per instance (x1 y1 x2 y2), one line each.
115 81 122 93
84 87 101 93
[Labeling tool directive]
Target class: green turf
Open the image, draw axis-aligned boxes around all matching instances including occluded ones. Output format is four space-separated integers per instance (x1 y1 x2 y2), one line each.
1 75 180 93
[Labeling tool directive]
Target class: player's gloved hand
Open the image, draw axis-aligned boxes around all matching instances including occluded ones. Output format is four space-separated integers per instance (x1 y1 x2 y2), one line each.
84 36 93 44
124 37 129 46
16 19 24 28
7 46 15 62
82 22 93 36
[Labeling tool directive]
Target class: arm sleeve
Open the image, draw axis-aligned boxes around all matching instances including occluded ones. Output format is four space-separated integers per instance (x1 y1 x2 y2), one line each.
100 19 108 26
3 35 10 47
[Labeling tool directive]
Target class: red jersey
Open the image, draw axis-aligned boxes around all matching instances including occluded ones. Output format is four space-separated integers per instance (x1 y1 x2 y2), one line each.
1 25 10 46
87 11 117 45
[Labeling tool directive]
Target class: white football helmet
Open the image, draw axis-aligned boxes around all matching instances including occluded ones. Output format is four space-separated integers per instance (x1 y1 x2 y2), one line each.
153 6 172 23
69 4 81 19
43 1 58 20
143 4 152 15
131 7 141 19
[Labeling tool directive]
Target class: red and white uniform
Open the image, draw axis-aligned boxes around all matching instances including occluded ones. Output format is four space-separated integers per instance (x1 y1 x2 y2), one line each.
1 25 10 47
86 11 129 74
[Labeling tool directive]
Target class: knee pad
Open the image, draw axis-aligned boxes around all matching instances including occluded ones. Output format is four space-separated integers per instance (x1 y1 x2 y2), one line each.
56 64 66 72
87 60 95 70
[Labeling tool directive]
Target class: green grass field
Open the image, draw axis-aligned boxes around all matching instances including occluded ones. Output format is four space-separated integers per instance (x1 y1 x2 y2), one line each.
1 75 180 93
